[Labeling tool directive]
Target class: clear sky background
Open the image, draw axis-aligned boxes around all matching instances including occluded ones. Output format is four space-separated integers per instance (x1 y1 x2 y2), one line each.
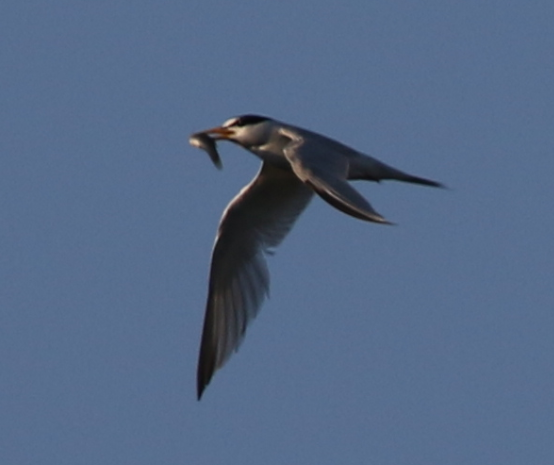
2 1 553 464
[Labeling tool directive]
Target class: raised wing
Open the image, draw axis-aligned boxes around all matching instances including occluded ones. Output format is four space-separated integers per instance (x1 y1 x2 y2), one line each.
281 131 391 224
197 163 313 399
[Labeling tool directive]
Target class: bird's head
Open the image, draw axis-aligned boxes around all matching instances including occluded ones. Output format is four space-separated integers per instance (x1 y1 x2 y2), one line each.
201 114 274 148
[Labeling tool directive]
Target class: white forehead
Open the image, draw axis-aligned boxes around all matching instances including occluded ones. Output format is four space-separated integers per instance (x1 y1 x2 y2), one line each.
222 117 239 128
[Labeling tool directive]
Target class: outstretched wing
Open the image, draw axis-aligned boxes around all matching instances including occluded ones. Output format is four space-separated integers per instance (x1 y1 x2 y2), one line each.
197 163 313 399
282 130 391 224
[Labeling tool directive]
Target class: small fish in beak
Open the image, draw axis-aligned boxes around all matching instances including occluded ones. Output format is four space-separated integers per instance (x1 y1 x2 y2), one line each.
189 132 222 169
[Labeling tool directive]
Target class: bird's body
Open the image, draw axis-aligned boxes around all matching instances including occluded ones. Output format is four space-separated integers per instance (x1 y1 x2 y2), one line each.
190 114 442 399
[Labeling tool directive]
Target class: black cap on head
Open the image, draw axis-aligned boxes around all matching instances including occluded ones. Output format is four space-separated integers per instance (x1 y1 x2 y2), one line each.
225 114 270 128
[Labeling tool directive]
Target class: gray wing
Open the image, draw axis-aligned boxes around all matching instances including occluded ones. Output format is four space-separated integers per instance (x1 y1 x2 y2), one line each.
281 130 391 224
197 163 313 399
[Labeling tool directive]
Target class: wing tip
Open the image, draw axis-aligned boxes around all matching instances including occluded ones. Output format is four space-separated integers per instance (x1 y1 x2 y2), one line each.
196 337 216 401
196 364 213 401
197 383 206 401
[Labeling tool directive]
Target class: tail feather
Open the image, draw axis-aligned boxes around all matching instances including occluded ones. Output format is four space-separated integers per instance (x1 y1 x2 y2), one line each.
349 154 444 188
394 172 443 188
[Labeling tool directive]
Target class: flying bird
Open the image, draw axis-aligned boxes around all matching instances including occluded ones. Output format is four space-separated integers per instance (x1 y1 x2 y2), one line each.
190 114 442 399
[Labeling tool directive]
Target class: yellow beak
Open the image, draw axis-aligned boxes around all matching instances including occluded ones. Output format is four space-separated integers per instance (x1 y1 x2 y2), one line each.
202 126 234 140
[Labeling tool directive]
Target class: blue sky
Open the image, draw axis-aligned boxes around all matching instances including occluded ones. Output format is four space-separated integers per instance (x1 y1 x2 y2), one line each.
1 1 553 463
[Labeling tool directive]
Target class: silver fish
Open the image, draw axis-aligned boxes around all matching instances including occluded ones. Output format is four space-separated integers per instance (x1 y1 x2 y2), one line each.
189 132 222 169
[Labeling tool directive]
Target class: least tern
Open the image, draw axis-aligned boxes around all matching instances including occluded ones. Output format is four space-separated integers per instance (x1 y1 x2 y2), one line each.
190 114 442 399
